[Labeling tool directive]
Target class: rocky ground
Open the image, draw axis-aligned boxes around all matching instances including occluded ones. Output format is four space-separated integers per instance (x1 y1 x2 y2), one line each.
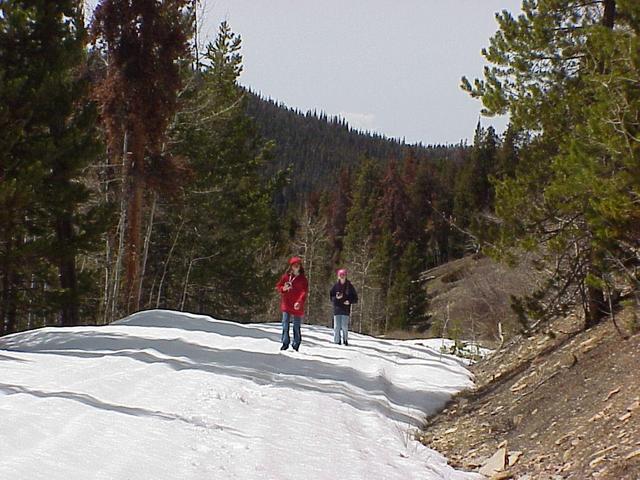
420 307 640 479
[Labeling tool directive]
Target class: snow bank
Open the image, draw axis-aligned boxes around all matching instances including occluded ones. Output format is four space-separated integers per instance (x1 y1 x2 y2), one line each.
0 309 481 479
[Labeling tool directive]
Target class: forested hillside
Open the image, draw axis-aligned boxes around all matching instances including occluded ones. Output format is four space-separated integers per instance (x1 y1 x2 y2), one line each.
3 0 637 350
244 91 467 206
1 2 514 337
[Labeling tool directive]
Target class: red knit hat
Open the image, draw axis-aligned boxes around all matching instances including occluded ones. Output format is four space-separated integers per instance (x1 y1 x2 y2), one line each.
288 256 302 266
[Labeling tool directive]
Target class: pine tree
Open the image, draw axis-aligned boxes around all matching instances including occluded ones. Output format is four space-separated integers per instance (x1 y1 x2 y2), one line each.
371 231 395 333
453 122 499 248
463 0 639 329
374 159 412 251
148 22 283 319
92 0 192 313
0 1 107 332
343 158 383 333
327 168 352 265
386 242 428 331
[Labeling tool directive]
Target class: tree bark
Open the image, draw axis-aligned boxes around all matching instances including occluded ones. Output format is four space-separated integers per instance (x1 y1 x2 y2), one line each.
602 0 616 29
1 229 11 336
585 282 607 329
1 212 19 335
56 212 79 327
137 192 157 309
125 123 145 313
585 251 608 329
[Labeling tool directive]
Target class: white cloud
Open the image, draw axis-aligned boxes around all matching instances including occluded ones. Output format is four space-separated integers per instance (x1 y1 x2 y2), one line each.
338 112 376 133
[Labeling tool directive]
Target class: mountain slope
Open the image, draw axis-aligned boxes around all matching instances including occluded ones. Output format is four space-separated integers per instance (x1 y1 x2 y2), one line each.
245 91 468 204
0 310 480 480
420 308 640 479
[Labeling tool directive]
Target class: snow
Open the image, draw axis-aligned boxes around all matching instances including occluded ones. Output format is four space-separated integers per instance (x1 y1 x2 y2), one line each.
0 309 481 480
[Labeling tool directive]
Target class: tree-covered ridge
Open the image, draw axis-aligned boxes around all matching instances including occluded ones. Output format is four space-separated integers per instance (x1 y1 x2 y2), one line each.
277 121 519 335
4 0 636 343
244 91 469 206
0 0 512 335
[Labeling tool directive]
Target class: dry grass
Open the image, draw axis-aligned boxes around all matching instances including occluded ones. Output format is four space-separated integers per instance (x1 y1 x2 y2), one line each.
421 255 545 346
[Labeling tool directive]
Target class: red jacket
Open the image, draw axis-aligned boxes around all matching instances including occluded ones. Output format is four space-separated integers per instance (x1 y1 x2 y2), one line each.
275 272 308 316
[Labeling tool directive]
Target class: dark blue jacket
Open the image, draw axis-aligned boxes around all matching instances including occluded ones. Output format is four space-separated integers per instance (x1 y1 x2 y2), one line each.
330 280 358 316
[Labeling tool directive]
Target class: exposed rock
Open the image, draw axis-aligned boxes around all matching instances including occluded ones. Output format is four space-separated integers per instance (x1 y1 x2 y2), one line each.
489 471 513 480
618 412 632 422
479 447 507 477
625 449 640 461
580 337 598 352
507 450 522 467
510 382 528 393
554 433 571 446
605 387 621 401
591 445 616 458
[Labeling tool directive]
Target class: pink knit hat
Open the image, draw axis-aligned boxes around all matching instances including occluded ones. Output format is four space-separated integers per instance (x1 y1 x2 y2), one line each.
336 269 347 277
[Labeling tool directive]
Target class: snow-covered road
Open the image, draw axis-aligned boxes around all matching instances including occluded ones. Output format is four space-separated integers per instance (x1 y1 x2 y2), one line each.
0 310 481 479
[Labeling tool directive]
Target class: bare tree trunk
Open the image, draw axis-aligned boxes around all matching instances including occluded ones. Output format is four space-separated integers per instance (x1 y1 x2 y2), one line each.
1 223 12 336
125 124 145 313
107 132 129 324
359 274 365 334
180 254 217 311
602 0 616 29
111 192 127 322
137 192 157 309
586 282 607 329
102 236 111 325
156 218 185 309
27 274 35 330
384 267 393 334
585 250 607 329
147 273 158 309
5 233 21 334
56 212 79 327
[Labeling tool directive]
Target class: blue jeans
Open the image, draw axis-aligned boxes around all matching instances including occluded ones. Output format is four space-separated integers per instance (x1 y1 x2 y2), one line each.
281 312 302 349
333 315 350 344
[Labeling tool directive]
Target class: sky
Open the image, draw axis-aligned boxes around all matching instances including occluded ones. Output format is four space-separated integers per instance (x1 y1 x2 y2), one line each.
85 1 524 146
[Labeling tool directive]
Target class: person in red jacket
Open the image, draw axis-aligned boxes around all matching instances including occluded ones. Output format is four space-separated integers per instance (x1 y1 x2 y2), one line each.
275 256 309 351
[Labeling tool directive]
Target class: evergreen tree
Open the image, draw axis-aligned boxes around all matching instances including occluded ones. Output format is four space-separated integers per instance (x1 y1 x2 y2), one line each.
463 0 639 329
92 0 192 312
453 122 499 247
327 168 352 265
0 1 107 332
374 159 412 251
343 158 383 333
149 22 283 319
244 91 469 208
371 231 395 333
386 242 428 331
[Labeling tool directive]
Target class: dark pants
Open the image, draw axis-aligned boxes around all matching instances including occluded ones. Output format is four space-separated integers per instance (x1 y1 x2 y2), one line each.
281 312 302 349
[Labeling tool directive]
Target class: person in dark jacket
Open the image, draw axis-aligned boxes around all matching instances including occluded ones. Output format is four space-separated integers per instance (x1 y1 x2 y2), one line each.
275 256 309 351
329 268 358 346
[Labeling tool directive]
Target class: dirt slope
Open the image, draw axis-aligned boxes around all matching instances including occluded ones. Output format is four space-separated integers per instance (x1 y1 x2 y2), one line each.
420 255 544 346
420 308 640 479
